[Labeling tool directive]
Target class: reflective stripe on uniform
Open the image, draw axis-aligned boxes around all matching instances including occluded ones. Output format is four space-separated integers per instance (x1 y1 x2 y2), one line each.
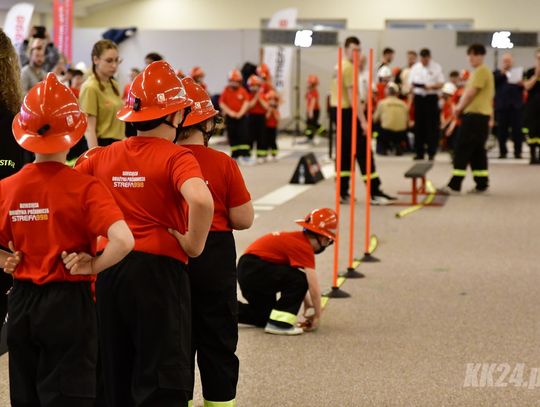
269 309 297 326
528 137 540 145
65 158 77 168
204 399 237 407
237 144 251 151
256 150 268 157
339 171 351 177
188 401 193 407
372 131 379 138
452 169 467 177
472 170 488 177
362 172 379 180
522 127 530 135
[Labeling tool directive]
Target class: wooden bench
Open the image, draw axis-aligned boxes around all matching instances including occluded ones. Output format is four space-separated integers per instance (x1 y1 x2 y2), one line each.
400 162 433 205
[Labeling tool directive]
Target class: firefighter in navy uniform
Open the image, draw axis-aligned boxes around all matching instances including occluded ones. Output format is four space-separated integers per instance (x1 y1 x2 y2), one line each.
171 77 254 407
74 61 214 407
237 208 336 335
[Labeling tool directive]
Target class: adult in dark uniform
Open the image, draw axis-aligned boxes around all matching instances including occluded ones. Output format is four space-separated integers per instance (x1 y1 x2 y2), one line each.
523 49 540 164
173 76 254 407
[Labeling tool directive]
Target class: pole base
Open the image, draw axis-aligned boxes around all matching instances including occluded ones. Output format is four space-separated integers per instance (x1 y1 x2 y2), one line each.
361 253 380 263
340 267 365 279
323 286 351 298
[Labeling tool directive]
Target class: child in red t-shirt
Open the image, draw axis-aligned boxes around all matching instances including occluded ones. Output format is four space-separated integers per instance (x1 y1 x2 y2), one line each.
219 69 250 159
246 74 269 164
265 90 280 160
0 73 133 406
174 76 254 407
237 208 337 335
74 61 214 407
305 74 321 142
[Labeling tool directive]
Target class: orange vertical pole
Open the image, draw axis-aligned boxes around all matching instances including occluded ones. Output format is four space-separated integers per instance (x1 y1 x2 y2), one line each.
347 49 359 268
364 48 374 256
332 48 343 289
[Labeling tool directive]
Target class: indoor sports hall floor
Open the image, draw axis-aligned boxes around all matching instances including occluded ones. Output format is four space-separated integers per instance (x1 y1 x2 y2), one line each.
1 136 539 406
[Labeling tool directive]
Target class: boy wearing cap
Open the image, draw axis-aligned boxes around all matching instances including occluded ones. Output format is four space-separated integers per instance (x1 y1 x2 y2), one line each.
246 74 269 164
74 61 214 407
0 73 134 406
237 208 337 335
173 76 254 407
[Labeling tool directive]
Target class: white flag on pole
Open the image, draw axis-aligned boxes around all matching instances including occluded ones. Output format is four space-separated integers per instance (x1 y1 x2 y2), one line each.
3 3 35 46
263 8 298 120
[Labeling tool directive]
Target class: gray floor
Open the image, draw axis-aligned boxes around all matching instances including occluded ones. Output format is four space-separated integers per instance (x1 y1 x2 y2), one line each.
1 137 539 406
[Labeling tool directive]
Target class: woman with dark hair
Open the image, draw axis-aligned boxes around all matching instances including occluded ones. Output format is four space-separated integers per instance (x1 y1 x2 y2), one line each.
79 39 125 149
0 28 31 336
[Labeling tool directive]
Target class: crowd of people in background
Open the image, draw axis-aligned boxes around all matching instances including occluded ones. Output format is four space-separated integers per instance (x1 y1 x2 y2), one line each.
12 25 540 169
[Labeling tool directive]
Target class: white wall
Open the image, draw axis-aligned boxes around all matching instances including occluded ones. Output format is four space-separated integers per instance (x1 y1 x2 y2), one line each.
76 0 540 31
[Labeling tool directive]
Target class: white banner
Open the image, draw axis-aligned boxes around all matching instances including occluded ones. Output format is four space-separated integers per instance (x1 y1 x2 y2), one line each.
263 8 298 120
3 3 35 46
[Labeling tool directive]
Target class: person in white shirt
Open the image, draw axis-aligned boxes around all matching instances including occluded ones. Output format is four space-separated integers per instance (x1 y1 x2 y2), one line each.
408 48 445 160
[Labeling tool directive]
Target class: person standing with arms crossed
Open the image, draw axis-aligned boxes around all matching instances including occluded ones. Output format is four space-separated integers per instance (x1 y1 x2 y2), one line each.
1 73 133 406
172 76 254 407
73 61 214 407
442 44 494 194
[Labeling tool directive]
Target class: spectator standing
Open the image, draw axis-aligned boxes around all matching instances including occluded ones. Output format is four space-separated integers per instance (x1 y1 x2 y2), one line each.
20 47 46 93
523 49 540 164
18 26 59 72
408 48 445 160
494 53 525 158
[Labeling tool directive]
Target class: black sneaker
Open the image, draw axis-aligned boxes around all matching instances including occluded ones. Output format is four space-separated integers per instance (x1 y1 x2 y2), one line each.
375 191 397 201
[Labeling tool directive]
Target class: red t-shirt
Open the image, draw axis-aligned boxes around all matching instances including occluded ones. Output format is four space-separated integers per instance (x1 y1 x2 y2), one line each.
306 88 320 112
76 137 203 263
122 83 131 100
441 99 455 121
184 145 251 231
70 87 80 98
0 162 124 285
248 91 267 115
245 231 315 269
266 109 279 128
219 86 249 113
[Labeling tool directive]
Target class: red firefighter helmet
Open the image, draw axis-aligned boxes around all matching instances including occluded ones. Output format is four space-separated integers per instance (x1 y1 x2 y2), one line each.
228 69 242 82
295 208 337 240
190 66 205 79
75 146 103 167
247 74 262 87
117 61 192 122
181 77 218 127
12 73 87 154
256 63 270 80
307 74 319 86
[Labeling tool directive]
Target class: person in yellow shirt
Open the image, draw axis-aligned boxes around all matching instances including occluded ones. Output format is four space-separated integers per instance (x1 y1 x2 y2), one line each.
329 36 395 205
442 44 494 194
373 82 409 155
79 40 125 148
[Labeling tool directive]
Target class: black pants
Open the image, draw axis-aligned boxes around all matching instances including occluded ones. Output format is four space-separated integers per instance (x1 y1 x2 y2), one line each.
379 128 407 155
237 254 308 328
248 114 268 157
413 94 440 158
96 251 191 407
0 270 11 337
329 107 382 197
448 114 490 191
496 107 523 157
267 127 278 156
305 109 321 139
188 232 239 405
67 137 89 161
226 116 250 158
8 280 97 407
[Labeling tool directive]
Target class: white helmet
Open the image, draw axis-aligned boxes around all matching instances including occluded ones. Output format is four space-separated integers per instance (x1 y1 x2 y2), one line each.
442 82 457 96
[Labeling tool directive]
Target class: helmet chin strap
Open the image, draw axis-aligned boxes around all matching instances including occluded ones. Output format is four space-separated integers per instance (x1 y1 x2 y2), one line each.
171 107 191 144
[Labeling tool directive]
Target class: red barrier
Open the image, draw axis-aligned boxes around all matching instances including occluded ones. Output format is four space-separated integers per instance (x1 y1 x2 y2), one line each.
347 49 359 268
364 49 374 257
